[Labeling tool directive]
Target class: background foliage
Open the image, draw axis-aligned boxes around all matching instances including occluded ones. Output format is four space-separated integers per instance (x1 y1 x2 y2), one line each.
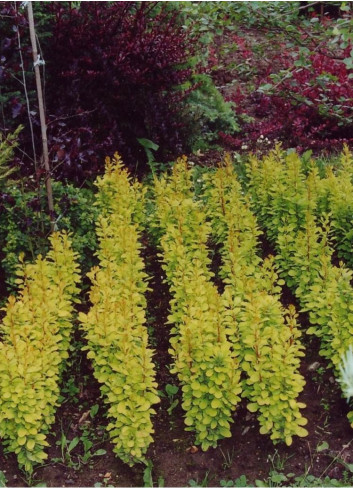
1 1 353 292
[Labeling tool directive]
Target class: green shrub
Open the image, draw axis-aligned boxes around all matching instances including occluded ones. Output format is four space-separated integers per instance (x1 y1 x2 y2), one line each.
0 180 98 292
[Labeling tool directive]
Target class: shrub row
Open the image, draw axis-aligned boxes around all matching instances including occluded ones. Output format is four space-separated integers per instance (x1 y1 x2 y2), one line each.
311 145 353 268
79 154 159 465
153 156 241 451
202 155 307 446
246 147 353 424
0 231 80 473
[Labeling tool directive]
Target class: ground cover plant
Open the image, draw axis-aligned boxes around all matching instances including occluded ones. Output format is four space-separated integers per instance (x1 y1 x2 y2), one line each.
2 1 353 487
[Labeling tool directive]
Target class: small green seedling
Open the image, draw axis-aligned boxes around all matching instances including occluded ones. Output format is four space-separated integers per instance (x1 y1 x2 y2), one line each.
165 383 179 415
0 471 7 488
220 475 248 487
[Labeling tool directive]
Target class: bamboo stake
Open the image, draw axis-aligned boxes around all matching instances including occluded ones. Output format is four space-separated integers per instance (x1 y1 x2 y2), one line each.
27 1 55 232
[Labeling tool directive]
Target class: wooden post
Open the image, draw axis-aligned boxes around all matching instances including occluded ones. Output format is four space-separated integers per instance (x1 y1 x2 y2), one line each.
27 1 55 232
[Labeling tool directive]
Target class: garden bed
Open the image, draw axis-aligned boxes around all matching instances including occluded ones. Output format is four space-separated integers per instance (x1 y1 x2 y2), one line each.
1 227 352 488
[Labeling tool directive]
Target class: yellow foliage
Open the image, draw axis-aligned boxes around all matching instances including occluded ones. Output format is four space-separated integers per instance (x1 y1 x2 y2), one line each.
0 231 80 473
153 156 241 451
80 155 159 466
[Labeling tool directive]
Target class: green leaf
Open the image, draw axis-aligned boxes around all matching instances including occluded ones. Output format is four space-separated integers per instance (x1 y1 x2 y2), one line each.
90 404 99 418
316 441 329 452
143 460 154 488
165 384 179 397
220 481 234 487
68 437 80 453
234 475 247 487
167 399 179 415
0 471 7 488
271 472 287 483
93 449 107 457
26 439 36 451
255 480 268 487
137 138 159 151
258 83 273 93
18 427 27 438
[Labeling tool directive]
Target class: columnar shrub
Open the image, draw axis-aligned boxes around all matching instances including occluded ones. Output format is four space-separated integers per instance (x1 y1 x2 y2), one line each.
246 147 353 424
79 154 159 465
153 156 241 450
0 231 80 473
315 146 353 267
94 153 146 226
202 156 307 445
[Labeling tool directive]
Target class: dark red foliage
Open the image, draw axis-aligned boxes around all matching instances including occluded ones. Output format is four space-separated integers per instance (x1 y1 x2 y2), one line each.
0 3 32 123
45 2 197 181
221 44 353 153
231 35 253 60
0 2 198 182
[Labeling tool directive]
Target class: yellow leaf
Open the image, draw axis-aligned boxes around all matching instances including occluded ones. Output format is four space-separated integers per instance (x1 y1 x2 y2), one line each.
26 439 35 451
296 426 308 438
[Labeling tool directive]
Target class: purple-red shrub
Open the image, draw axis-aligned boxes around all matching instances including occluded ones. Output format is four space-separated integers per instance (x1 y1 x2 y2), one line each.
0 3 31 123
45 2 197 181
1 2 198 182
221 44 353 153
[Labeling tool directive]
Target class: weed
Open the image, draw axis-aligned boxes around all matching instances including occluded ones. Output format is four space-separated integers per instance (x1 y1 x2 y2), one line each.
219 447 236 470
312 366 325 384
53 430 80 468
23 473 48 488
320 398 331 412
143 460 164 487
0 472 7 488
256 470 289 487
93 473 115 488
316 441 329 452
342 470 353 486
315 416 331 436
78 424 107 466
52 419 107 470
137 138 168 177
59 375 80 405
189 470 212 487
147 330 158 349
220 475 248 487
143 461 154 488
293 473 343 487
324 441 353 479
267 449 293 472
90 404 99 419
165 383 180 416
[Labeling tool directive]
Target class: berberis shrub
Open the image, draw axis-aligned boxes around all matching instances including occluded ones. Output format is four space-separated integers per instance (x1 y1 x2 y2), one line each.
221 43 353 153
255 48 353 150
46 2 197 180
